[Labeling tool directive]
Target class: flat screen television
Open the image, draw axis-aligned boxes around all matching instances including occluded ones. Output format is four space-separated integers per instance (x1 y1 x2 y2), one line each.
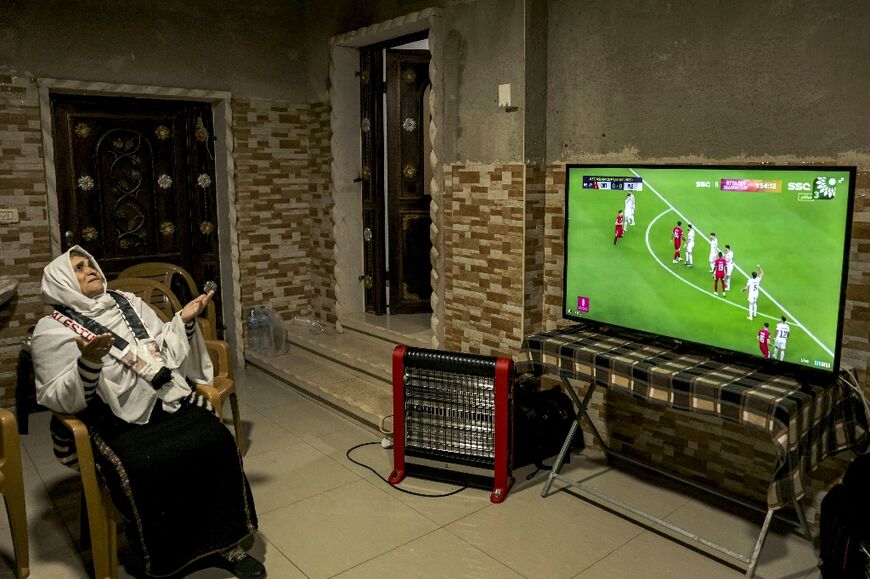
562 164 856 375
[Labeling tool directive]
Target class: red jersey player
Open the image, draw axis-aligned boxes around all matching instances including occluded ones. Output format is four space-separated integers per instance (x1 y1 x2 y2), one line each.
712 251 727 296
614 210 624 244
672 221 683 263
758 322 771 358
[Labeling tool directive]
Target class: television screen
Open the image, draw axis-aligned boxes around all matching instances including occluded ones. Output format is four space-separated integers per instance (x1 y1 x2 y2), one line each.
563 164 855 374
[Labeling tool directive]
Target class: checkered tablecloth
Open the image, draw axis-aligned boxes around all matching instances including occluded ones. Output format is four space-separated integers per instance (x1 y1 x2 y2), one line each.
517 324 868 508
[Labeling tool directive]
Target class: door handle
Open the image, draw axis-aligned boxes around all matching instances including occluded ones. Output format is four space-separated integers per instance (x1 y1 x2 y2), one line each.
358 274 373 289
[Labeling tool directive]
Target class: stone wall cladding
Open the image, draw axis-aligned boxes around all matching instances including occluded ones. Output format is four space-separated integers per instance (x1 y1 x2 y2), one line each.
543 165 567 329
542 163 870 531
232 98 314 326
523 162 545 337
307 101 336 324
443 163 525 357
843 170 870 388
0 74 50 407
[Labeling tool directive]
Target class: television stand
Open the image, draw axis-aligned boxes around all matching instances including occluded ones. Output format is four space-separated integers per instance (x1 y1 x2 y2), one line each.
518 324 867 578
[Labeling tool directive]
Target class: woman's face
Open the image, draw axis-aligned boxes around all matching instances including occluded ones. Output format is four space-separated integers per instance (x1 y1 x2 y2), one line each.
71 255 103 298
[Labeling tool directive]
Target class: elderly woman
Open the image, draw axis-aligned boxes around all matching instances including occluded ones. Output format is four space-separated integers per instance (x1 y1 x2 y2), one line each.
32 247 264 579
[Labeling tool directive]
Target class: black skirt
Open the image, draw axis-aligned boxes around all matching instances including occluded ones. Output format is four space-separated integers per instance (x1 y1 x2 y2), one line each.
88 401 258 577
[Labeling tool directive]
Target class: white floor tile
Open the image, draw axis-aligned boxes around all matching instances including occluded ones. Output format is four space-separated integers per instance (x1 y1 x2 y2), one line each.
334 528 525 579
447 483 643 578
259 478 438 578
243 439 361 514
573 531 741 579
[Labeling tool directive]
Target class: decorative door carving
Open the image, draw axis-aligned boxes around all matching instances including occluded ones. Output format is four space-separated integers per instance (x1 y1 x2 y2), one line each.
50 93 223 332
385 49 432 314
359 47 387 314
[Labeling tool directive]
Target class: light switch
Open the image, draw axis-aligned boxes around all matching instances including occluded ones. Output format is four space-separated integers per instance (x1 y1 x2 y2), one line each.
498 83 511 107
0 208 19 224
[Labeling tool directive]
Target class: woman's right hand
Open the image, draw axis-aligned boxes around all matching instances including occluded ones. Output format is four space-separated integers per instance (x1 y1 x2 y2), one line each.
75 333 115 364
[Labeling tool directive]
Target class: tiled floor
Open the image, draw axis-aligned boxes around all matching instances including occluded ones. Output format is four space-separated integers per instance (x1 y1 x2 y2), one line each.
0 366 823 578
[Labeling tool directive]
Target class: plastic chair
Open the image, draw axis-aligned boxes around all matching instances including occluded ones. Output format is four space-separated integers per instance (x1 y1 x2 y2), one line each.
106 278 244 453
117 263 216 340
53 414 117 579
195 341 245 455
0 408 29 578
106 278 179 324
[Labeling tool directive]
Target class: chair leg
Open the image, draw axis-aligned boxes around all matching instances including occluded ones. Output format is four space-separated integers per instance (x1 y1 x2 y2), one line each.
229 393 245 456
103 486 118 578
3 484 30 578
80 465 115 578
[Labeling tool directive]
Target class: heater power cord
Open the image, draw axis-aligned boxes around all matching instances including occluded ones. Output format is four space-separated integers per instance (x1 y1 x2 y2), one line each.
346 442 468 498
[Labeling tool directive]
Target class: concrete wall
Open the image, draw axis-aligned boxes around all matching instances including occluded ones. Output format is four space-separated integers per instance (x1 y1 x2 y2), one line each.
300 0 526 163
301 0 442 102
440 0 525 163
546 0 870 160
0 0 306 101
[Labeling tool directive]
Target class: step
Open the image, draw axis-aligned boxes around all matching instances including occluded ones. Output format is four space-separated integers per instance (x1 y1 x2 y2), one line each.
281 324 396 383
339 312 433 350
246 347 392 431
244 316 432 431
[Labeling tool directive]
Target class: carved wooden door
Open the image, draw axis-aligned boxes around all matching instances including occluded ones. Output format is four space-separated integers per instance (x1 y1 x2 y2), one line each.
359 47 387 314
385 49 432 314
50 93 222 330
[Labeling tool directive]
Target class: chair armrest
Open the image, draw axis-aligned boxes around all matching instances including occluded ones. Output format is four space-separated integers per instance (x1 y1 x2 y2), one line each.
204 339 233 380
54 414 98 475
0 407 21 468
196 317 215 341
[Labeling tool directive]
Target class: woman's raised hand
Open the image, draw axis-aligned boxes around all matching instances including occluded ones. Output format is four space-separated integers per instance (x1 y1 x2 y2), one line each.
76 333 115 364
180 290 214 323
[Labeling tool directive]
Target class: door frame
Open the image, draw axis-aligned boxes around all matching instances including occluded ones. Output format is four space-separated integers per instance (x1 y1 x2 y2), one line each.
37 78 244 366
329 7 443 346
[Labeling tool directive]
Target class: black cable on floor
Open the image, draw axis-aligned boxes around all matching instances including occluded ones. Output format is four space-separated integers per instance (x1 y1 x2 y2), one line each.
346 442 468 498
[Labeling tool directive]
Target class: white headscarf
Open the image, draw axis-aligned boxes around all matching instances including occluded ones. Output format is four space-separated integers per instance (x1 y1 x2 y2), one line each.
32 246 213 424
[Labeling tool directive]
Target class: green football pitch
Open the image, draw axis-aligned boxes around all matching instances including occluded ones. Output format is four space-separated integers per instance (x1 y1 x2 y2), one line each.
564 166 851 370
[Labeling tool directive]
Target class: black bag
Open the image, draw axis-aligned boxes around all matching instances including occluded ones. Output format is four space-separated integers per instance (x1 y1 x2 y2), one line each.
513 385 580 471
819 453 870 578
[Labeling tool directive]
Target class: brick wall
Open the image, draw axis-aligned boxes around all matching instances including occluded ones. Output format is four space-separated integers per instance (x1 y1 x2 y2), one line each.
307 102 336 325
232 98 317 328
842 170 870 385
443 163 525 356
523 162 546 337
0 88 330 407
543 166 566 327
0 74 51 407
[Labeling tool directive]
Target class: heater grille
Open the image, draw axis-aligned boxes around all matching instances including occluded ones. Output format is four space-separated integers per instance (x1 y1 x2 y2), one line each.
404 366 496 461
389 345 515 503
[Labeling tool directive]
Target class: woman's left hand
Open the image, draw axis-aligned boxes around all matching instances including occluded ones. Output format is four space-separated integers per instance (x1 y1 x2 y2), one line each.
180 291 214 323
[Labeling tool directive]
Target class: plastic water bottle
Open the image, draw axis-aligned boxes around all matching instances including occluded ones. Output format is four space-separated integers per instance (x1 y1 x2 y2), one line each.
247 306 266 352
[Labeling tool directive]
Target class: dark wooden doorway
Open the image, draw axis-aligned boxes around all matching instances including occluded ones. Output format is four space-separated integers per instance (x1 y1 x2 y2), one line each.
358 37 432 315
50 93 223 332
385 48 432 314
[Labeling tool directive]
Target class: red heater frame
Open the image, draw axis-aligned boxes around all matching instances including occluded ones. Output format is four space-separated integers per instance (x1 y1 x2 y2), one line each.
388 345 515 503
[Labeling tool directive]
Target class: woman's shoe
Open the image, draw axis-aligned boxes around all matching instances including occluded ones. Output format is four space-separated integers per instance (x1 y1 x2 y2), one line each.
220 546 267 579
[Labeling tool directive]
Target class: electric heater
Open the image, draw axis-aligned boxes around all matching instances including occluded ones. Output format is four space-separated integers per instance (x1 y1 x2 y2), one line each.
388 345 514 503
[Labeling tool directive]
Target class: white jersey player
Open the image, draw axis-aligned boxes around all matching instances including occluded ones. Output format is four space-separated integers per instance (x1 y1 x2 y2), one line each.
724 245 734 290
773 316 790 361
685 224 695 266
624 192 636 227
708 233 718 273
741 265 764 320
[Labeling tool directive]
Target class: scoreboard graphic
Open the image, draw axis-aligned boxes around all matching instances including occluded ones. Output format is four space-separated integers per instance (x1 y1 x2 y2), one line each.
582 176 644 191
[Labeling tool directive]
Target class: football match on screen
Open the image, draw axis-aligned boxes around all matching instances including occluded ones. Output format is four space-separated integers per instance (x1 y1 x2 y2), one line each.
563 165 855 373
